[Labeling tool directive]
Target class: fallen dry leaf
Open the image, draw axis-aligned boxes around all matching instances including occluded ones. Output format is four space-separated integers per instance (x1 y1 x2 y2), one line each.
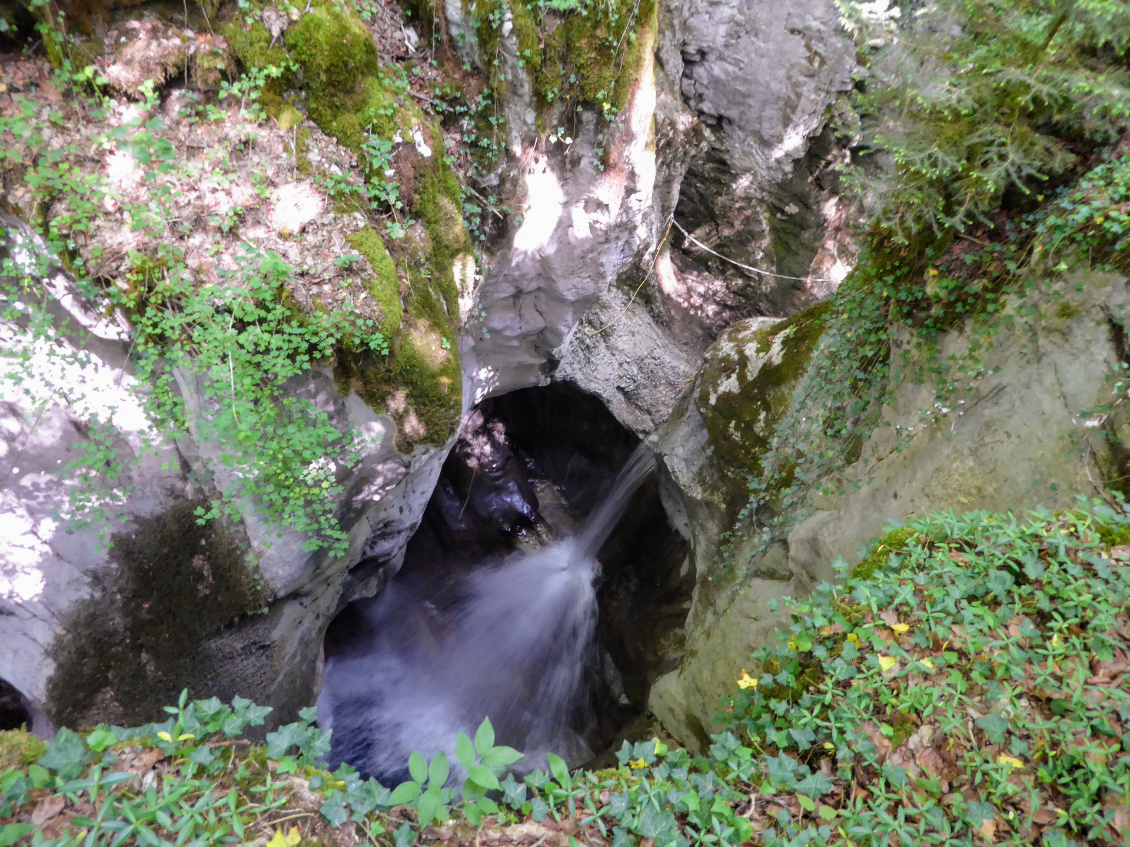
130 747 165 774
977 817 997 841
31 795 66 826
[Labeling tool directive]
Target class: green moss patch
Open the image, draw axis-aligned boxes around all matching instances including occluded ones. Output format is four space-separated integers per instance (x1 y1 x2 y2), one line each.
697 301 832 484
0 731 45 773
347 227 403 335
46 501 266 729
220 21 290 80
335 316 460 451
848 525 918 582
285 3 379 95
472 0 654 119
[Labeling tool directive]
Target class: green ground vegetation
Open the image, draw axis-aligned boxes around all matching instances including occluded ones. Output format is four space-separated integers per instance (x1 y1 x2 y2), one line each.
3 503 1129 846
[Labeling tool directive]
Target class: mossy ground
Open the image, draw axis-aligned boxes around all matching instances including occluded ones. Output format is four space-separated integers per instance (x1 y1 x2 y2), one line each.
0 732 44 774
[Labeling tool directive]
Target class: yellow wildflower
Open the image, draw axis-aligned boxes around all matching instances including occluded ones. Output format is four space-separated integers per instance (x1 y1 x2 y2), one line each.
737 670 758 690
267 828 302 847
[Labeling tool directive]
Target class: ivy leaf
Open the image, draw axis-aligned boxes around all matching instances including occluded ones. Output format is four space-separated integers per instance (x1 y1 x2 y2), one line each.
977 713 1010 744
393 823 416 847
796 771 834 798
765 753 799 789
500 774 527 808
634 806 677 842
530 797 549 822
38 728 90 780
265 723 306 759
319 794 350 828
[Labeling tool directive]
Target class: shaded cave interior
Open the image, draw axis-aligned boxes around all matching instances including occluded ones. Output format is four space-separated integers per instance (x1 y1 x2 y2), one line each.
0 680 34 732
323 382 693 769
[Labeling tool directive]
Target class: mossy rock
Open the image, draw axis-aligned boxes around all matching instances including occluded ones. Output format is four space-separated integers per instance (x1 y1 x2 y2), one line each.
474 0 654 118
335 318 460 451
218 0 471 454
221 20 291 79
697 301 832 485
285 2 379 95
337 143 466 451
46 501 267 729
347 227 403 335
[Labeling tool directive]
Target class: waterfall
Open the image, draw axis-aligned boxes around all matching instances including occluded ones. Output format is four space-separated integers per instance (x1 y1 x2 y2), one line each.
318 443 655 783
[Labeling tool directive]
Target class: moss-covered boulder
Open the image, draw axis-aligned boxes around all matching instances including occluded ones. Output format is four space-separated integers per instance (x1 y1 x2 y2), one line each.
697 303 831 488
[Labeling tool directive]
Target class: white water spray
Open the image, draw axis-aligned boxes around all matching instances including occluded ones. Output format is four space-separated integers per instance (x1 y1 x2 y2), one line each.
318 444 655 782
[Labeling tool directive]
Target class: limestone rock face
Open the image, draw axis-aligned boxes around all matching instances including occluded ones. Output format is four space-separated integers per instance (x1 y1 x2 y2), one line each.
466 0 856 432
650 271 1130 750
0 217 448 730
664 0 856 317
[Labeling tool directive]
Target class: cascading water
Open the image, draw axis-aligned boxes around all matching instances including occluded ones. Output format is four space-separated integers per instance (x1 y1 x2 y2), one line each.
318 443 658 783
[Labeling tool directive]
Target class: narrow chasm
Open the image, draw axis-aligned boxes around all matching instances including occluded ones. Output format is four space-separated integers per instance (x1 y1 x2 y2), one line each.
319 384 691 782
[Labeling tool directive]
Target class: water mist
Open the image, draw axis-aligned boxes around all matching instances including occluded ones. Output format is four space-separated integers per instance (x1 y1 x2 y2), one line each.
317 445 656 783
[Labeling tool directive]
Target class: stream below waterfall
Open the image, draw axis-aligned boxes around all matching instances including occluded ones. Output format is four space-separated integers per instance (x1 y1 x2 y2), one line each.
317 385 692 784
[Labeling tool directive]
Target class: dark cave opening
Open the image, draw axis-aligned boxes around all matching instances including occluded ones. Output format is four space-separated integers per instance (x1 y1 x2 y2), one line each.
0 679 34 732
320 382 692 781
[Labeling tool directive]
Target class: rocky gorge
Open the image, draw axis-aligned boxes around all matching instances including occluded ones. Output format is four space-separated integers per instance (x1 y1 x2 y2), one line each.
1 0 1128 777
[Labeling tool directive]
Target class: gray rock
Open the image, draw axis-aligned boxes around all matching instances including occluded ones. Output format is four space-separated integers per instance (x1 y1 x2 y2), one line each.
468 0 857 436
649 270 1130 750
0 216 449 730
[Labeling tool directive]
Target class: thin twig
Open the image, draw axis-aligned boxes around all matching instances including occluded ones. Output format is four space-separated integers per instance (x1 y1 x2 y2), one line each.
464 183 505 220
262 811 316 827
